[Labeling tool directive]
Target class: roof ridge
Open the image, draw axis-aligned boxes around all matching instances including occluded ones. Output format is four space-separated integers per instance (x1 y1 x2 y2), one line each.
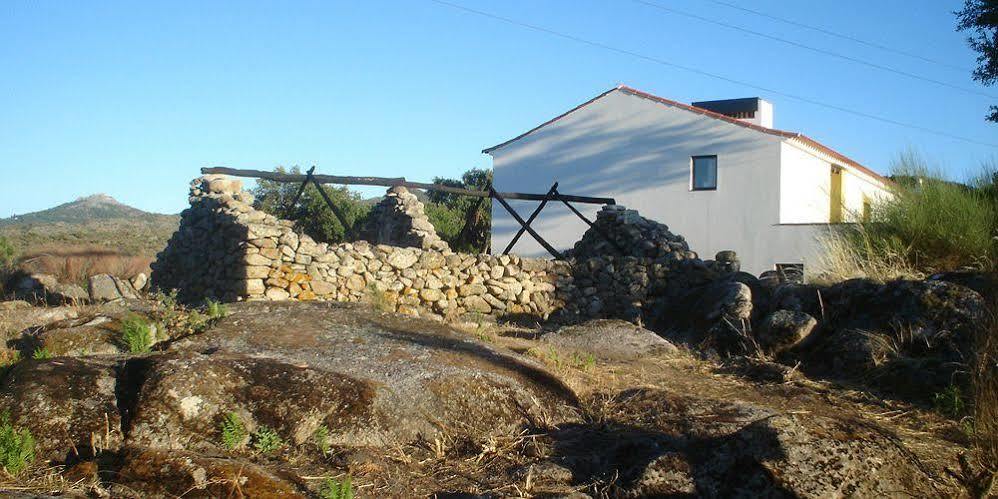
483 85 889 185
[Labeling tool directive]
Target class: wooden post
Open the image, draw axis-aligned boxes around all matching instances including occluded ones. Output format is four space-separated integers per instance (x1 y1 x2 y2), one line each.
503 182 558 255
288 166 316 214
490 187 563 260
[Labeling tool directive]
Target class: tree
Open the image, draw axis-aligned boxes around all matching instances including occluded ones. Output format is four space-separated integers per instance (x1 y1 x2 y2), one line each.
428 168 493 253
957 0 998 121
252 166 371 244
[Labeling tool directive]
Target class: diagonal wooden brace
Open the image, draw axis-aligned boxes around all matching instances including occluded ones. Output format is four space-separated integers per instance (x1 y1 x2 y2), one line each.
490 187 563 260
503 182 558 255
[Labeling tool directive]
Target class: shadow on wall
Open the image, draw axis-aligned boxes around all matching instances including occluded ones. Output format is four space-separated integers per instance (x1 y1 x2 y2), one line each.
491 103 764 257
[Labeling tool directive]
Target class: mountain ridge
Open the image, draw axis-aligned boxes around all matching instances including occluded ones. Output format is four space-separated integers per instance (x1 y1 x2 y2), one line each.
2 194 177 227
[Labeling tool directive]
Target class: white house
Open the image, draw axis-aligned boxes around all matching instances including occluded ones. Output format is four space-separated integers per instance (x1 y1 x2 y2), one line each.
484 85 893 276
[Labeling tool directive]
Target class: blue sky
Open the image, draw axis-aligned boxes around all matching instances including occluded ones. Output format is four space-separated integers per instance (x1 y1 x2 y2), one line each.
1 0 994 215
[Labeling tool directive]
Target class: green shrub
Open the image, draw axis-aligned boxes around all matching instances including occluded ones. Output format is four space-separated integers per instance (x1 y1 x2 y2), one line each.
121 314 154 353
834 151 996 276
319 476 354 499
0 412 35 476
252 425 283 454
31 347 51 360
220 412 247 450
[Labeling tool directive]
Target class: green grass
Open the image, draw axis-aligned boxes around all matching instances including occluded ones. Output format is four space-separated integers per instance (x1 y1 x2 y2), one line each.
831 151 996 277
121 314 154 353
220 412 247 450
933 384 968 419
31 347 51 360
0 412 35 476
251 426 283 454
319 476 354 499
205 299 228 319
314 424 331 455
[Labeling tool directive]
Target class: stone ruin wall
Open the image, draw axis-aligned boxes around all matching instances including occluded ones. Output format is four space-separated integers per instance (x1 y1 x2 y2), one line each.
152 175 737 322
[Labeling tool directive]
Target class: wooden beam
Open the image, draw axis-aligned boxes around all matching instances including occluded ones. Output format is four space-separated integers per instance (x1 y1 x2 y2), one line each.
201 166 615 205
503 182 557 255
490 187 563 260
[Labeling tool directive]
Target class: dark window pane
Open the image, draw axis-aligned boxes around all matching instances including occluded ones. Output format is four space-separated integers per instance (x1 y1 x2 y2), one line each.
692 156 717 190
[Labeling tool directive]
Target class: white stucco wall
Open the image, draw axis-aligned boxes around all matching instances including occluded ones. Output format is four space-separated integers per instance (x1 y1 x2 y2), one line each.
779 141 893 224
490 89 793 274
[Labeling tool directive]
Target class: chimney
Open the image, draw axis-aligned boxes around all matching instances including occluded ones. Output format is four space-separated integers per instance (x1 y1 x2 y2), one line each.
691 97 773 128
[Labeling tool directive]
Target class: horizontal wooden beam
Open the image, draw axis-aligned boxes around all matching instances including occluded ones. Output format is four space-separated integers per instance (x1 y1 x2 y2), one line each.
201 166 615 205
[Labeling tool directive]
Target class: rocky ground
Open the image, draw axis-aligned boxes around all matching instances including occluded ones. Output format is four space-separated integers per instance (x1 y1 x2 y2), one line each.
0 296 975 498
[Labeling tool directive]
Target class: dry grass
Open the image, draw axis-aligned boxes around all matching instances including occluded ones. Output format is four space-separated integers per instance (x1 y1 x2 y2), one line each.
15 245 152 287
969 297 998 493
810 229 923 285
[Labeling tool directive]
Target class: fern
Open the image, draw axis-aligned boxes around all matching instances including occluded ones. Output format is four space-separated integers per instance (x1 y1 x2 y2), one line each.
314 424 331 455
0 412 35 476
252 426 283 454
220 412 247 450
121 314 154 353
319 476 354 499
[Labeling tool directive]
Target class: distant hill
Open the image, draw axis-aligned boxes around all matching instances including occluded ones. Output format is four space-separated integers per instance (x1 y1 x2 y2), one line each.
1 194 174 226
0 194 179 256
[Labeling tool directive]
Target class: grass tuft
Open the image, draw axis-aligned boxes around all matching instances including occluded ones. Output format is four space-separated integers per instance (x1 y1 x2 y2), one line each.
30 347 51 361
319 476 354 499
121 314 154 353
0 411 35 476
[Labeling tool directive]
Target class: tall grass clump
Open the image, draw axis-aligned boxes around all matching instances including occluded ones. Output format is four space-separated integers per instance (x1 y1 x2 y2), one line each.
970 298 998 489
818 151 996 281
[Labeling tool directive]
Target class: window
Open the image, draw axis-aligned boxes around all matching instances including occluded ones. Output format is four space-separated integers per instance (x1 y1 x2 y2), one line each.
691 155 717 190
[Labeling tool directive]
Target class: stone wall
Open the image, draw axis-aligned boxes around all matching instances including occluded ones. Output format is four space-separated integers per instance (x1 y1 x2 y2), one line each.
152 176 569 319
356 186 452 253
152 175 730 323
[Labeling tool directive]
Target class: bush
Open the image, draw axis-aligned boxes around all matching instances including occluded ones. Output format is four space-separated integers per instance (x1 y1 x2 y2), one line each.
0 236 15 269
252 166 371 245
121 314 154 353
828 151 996 278
319 476 354 499
251 166 493 253
0 412 35 476
220 412 247 450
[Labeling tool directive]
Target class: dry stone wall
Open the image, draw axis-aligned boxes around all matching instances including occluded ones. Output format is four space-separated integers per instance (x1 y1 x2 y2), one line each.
152 175 728 323
152 176 569 319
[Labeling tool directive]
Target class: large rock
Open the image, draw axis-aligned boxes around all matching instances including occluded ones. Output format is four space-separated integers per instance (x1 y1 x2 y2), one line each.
88 274 138 302
166 301 577 445
544 387 942 497
128 353 377 451
796 278 983 402
13 273 89 305
0 357 124 461
115 447 306 497
541 319 679 361
756 309 817 355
